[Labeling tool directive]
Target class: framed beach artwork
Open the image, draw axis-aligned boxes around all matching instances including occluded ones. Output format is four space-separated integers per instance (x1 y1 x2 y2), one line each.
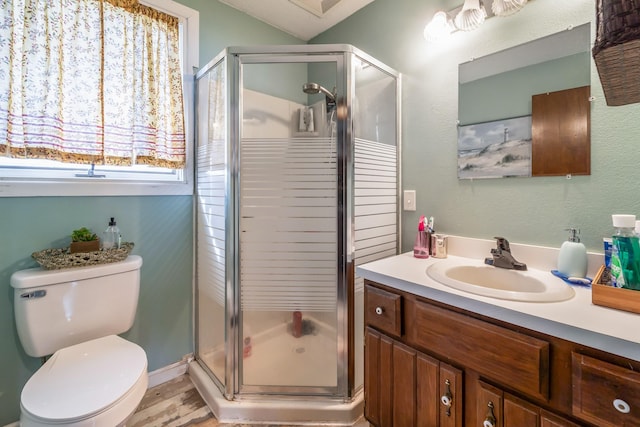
457 115 532 179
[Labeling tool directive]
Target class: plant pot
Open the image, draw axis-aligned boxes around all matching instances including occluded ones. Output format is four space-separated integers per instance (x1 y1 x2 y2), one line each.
70 239 100 254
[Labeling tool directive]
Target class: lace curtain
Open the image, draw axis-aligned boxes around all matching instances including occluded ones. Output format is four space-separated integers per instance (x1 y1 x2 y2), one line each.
0 0 186 168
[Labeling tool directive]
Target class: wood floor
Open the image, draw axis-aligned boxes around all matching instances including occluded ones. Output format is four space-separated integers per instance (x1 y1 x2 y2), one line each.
128 374 369 427
129 375 215 427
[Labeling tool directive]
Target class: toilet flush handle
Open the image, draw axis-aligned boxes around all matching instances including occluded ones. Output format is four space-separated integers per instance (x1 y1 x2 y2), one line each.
20 290 47 299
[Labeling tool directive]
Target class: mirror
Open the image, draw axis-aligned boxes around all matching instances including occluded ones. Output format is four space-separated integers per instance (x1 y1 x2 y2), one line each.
457 23 591 179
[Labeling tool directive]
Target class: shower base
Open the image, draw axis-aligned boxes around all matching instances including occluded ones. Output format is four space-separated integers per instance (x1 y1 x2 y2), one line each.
201 318 338 388
189 362 363 425
191 319 363 425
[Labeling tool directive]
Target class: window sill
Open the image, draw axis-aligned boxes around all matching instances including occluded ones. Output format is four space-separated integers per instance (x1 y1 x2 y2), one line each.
0 179 193 197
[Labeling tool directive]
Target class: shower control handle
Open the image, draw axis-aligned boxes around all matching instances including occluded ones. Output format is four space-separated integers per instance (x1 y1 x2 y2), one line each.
375 307 384 315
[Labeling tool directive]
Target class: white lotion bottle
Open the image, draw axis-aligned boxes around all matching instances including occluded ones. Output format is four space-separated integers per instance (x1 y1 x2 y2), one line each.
557 228 588 278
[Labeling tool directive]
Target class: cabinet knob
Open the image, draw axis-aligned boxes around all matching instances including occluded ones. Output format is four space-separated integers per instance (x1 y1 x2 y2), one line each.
441 379 453 416
613 398 631 414
483 401 497 427
375 306 384 315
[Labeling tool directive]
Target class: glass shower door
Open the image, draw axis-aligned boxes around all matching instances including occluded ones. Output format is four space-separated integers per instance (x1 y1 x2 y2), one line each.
352 53 399 392
238 56 343 393
195 57 228 391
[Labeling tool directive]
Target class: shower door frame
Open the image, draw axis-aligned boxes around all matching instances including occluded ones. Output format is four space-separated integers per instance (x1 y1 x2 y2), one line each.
230 48 350 399
194 44 402 403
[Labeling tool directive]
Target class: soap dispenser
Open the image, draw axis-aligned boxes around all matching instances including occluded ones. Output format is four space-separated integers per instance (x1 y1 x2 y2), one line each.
102 217 121 250
557 228 588 278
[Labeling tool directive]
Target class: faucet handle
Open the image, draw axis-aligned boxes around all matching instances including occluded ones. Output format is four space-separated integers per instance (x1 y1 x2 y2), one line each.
493 236 510 252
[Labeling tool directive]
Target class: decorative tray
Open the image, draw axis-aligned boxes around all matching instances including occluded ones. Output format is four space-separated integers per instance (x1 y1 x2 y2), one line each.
32 242 134 270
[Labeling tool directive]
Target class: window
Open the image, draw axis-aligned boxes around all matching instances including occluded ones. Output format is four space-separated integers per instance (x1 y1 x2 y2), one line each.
0 0 199 197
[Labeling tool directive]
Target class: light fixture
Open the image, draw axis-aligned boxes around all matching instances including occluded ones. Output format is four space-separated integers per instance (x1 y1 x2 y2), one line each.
423 11 454 42
454 0 486 32
424 0 529 43
491 0 527 17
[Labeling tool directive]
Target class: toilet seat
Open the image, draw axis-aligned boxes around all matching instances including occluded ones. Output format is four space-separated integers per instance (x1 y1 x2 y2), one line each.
21 335 147 426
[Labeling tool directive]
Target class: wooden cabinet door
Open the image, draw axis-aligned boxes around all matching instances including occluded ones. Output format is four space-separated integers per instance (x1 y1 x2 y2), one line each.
476 381 546 427
393 342 417 427
540 409 581 427
415 354 463 427
531 85 590 176
504 393 540 427
417 354 439 427
365 328 411 427
439 363 463 427
477 380 504 427
365 328 394 426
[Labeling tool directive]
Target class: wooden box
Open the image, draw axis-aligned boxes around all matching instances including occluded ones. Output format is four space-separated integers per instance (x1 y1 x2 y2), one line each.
592 265 640 314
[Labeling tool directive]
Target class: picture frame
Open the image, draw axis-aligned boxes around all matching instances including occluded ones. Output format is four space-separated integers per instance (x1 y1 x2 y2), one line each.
457 115 532 179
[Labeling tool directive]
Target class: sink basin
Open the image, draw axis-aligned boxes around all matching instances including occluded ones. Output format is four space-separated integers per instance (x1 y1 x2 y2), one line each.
426 258 575 302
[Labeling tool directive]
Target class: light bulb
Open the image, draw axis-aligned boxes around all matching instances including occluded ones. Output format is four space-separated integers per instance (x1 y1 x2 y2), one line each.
424 11 453 42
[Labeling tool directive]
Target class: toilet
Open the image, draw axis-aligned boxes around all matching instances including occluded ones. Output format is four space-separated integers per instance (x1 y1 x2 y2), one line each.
11 255 148 427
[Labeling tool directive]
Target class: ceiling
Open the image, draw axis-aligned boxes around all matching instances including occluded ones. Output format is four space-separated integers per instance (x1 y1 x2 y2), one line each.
218 0 376 41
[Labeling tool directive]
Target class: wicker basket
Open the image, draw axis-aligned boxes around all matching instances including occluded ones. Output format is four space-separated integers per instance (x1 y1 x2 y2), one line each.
32 242 134 270
593 0 640 106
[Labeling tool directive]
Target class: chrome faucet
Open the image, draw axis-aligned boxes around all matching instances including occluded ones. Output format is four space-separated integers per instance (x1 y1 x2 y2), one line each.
484 237 527 271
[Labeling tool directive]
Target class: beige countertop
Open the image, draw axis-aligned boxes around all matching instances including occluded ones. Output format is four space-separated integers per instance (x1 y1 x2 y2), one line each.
356 236 640 362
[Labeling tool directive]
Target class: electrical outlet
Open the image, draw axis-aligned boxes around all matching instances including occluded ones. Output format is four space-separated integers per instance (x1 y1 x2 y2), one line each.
403 190 416 211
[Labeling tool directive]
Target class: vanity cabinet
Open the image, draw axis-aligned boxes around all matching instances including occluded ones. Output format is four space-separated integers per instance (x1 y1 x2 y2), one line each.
365 328 463 427
364 280 640 427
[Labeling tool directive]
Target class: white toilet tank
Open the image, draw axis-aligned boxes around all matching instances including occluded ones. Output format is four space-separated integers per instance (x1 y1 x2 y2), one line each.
11 255 143 357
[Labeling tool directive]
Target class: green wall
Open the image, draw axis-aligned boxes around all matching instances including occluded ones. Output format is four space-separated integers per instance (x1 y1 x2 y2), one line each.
311 0 640 253
0 0 303 423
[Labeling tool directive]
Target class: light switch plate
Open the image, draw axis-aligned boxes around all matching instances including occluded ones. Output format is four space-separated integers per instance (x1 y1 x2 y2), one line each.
403 190 416 211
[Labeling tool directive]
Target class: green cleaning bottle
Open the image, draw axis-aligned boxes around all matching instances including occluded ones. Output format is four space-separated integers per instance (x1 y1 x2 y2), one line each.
610 214 640 289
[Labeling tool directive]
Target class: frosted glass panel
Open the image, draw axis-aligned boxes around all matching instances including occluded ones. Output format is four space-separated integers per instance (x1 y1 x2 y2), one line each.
239 61 339 389
240 136 338 387
352 59 399 390
196 60 227 386
240 137 337 311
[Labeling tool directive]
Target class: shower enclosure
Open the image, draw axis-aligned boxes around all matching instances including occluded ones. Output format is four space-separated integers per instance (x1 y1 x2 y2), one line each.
192 44 400 424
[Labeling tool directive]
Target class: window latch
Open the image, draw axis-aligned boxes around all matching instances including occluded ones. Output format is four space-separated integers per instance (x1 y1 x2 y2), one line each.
75 163 106 178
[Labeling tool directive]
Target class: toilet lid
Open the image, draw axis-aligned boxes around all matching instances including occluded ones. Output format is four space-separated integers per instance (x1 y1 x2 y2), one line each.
21 335 147 422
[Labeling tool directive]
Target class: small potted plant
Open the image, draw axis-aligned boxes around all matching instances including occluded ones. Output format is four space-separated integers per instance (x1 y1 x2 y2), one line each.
70 227 100 253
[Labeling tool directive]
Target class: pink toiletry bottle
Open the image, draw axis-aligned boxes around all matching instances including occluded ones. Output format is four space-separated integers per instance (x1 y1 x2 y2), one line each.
414 215 430 258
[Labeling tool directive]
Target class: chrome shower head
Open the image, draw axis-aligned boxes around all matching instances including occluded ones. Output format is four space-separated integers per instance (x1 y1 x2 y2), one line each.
302 82 336 101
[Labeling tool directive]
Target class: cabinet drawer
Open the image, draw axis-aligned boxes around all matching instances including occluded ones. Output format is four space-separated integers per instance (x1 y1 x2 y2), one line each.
411 300 549 401
572 352 640 426
365 284 402 337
